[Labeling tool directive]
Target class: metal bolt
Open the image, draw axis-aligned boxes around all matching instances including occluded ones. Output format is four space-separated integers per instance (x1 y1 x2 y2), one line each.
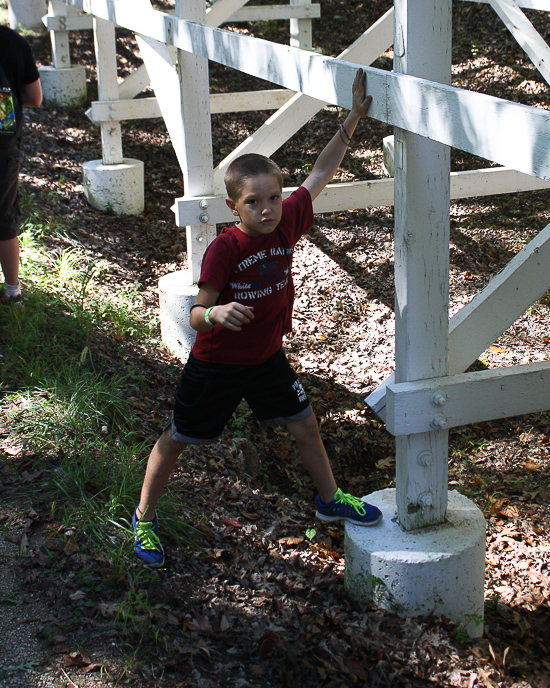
199 200 209 210
418 492 433 508
199 213 209 224
431 413 448 430
432 392 446 406
417 450 433 467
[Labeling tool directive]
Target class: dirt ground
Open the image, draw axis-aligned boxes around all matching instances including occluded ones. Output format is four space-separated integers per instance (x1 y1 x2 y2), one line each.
3 0 550 686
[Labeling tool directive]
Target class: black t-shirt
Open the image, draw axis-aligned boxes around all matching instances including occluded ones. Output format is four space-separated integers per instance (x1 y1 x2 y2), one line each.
0 26 40 153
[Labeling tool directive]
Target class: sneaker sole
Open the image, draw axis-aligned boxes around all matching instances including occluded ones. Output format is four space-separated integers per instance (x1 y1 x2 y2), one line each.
134 550 165 567
316 511 383 527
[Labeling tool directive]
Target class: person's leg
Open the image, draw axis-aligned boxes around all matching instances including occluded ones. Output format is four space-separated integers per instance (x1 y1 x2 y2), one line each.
286 413 337 504
137 428 187 522
0 237 20 286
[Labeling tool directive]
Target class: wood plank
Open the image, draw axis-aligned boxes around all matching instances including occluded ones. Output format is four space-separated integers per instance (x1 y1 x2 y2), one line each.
367 219 550 421
386 361 550 435
231 4 320 22
48 0 71 69
206 0 250 28
86 89 295 122
174 167 550 225
489 0 550 85
93 16 123 164
44 13 93 31
212 8 394 191
67 0 550 180
462 0 550 11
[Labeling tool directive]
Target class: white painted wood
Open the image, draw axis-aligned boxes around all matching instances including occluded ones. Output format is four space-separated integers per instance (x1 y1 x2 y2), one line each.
86 89 294 122
175 0 217 284
175 167 550 225
48 0 71 69
489 0 550 86
367 219 550 421
60 0 550 181
118 64 151 100
392 0 452 530
462 0 550 11
45 12 93 31
231 4 320 22
206 0 250 27
212 8 394 191
290 0 312 50
387 361 550 435
93 15 123 165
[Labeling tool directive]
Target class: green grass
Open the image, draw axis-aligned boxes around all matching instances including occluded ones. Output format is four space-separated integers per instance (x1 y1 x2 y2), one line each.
0 188 198 573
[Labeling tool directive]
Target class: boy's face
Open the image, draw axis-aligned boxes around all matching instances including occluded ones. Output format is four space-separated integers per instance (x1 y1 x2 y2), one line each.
226 174 283 237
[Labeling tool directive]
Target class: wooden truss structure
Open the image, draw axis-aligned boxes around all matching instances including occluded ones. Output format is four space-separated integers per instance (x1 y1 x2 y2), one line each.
47 0 550 531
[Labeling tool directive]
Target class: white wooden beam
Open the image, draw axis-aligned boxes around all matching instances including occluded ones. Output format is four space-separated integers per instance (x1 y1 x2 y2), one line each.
367 219 550 421
63 0 550 181
86 89 294 122
212 8 394 192
231 4 320 22
44 13 93 31
206 0 250 28
488 0 550 86
175 167 550 226
386 361 550 436
93 15 123 165
48 0 71 69
462 0 550 11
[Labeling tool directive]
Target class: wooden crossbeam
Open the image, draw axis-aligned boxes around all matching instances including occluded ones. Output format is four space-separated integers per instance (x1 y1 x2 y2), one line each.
367 219 550 421
212 8 394 192
69 0 550 181
87 89 294 122
489 0 550 86
386 361 550 435
175 167 550 226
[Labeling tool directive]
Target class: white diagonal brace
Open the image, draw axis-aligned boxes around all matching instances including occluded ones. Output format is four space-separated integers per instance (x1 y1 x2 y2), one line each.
489 0 550 86
206 0 251 27
367 219 550 420
212 7 394 192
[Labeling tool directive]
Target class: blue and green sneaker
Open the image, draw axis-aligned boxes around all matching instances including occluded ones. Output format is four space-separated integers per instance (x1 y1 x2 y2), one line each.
133 507 165 567
316 488 382 526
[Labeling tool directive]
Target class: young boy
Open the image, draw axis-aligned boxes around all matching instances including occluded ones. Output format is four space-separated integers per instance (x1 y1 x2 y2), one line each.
134 69 382 567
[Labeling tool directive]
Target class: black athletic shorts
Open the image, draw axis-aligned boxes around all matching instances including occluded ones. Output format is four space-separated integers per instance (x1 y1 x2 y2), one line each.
168 348 312 445
0 155 21 241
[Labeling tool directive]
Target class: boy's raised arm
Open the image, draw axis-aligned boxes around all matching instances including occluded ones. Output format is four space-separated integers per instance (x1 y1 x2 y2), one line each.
302 69 372 202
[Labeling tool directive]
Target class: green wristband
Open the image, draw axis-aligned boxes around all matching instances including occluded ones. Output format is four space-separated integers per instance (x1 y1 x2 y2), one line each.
204 306 214 326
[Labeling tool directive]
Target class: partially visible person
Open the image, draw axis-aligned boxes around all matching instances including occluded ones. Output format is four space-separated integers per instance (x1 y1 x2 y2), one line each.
0 25 42 310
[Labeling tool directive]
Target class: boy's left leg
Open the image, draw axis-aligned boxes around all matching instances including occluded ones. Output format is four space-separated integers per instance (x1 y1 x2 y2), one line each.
286 413 337 504
286 414 382 527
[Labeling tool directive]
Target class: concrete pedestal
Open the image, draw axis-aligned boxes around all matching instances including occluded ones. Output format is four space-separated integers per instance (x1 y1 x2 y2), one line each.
39 65 87 108
158 270 198 361
8 0 47 31
82 159 144 216
345 488 486 638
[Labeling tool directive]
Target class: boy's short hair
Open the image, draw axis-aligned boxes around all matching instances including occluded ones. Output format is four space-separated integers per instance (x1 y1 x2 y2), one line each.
224 153 283 201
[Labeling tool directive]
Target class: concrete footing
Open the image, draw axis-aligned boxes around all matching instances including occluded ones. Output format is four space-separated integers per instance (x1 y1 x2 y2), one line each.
345 488 486 638
82 159 144 216
158 270 198 361
8 0 47 31
38 65 87 107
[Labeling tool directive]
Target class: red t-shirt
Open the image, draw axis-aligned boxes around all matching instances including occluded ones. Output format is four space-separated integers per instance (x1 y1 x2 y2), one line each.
192 185 314 364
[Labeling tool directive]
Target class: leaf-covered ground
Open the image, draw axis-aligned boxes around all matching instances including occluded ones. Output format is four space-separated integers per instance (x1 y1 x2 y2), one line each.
2 1 550 686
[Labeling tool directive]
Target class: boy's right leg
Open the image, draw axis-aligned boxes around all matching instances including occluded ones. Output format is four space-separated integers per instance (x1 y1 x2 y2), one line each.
137 427 187 521
133 428 187 567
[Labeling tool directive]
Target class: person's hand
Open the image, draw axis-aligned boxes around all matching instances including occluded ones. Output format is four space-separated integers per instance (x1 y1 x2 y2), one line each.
351 68 372 118
211 303 254 331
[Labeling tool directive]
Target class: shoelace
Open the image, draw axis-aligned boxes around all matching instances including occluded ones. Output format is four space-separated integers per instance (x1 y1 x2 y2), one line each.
335 489 367 516
135 520 162 551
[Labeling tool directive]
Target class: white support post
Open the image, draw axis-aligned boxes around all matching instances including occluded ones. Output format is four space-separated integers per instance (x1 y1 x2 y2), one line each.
39 0 87 106
157 0 217 360
290 0 312 49
82 13 144 214
392 0 452 530
49 0 71 68
94 17 123 165
346 0 485 638
8 0 47 31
